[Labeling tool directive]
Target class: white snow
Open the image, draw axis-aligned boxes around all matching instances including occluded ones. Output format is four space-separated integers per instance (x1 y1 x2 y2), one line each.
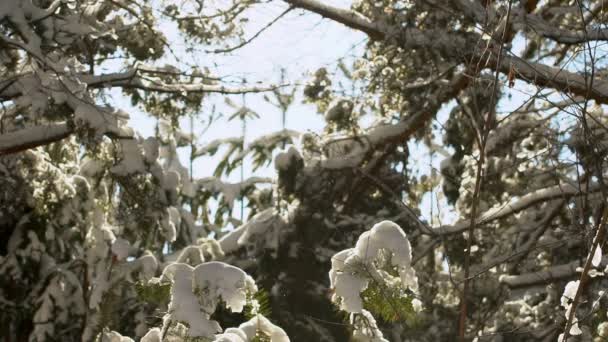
560 280 582 337
212 315 289 341
196 177 272 209
141 328 161 342
111 238 130 260
329 221 419 314
593 246 602 267
234 314 289 342
100 331 134 342
274 146 302 171
351 309 388 342
110 139 146 176
160 261 258 338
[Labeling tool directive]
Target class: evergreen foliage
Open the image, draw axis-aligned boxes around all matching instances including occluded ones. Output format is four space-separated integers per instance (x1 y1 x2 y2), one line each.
2 0 608 341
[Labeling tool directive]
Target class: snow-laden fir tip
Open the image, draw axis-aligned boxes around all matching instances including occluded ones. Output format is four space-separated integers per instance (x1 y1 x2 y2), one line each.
160 261 257 338
329 220 419 313
329 220 421 341
214 314 289 342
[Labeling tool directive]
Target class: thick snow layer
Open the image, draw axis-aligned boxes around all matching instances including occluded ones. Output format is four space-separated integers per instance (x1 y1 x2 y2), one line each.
194 137 243 158
219 209 287 255
131 253 158 280
351 309 388 342
214 314 289 342
100 331 134 342
559 280 582 337
593 246 603 267
329 221 419 314
237 314 289 342
197 177 272 209
235 129 300 162
161 261 258 338
110 139 146 176
141 328 161 342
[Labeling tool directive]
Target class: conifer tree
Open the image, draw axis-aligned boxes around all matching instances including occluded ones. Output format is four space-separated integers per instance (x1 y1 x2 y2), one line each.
3 1 608 341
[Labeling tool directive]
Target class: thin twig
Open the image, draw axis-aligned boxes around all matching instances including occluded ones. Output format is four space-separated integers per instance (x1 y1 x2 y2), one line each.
458 1 513 340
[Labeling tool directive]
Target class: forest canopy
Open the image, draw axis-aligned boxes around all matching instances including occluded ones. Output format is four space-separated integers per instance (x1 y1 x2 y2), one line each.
2 0 608 341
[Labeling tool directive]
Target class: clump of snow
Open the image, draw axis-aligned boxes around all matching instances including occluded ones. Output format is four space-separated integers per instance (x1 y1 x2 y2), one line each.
351 309 388 342
111 238 130 260
110 139 146 176
79 156 105 177
100 330 134 342
216 314 289 342
220 208 287 255
73 102 124 139
141 328 161 342
160 261 258 338
197 177 272 209
142 137 160 163
194 137 244 158
328 221 420 341
240 314 289 341
274 147 302 171
234 129 300 163
329 220 419 313
593 246 603 267
559 280 582 338
159 207 180 242
131 252 158 281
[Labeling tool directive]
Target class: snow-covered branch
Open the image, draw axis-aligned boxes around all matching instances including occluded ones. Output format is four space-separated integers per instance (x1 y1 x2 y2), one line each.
285 0 608 104
499 261 580 288
0 122 73 156
453 0 608 44
434 182 602 235
284 0 384 39
83 72 287 95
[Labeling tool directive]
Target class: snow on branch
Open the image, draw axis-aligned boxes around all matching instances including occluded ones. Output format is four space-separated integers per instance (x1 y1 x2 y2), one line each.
284 0 384 39
159 261 257 337
499 261 580 288
329 221 421 341
454 0 608 44
321 110 434 169
196 176 272 209
150 261 289 341
82 71 287 95
284 0 608 104
0 122 73 156
219 208 287 254
214 314 289 342
434 181 602 235
193 137 243 158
